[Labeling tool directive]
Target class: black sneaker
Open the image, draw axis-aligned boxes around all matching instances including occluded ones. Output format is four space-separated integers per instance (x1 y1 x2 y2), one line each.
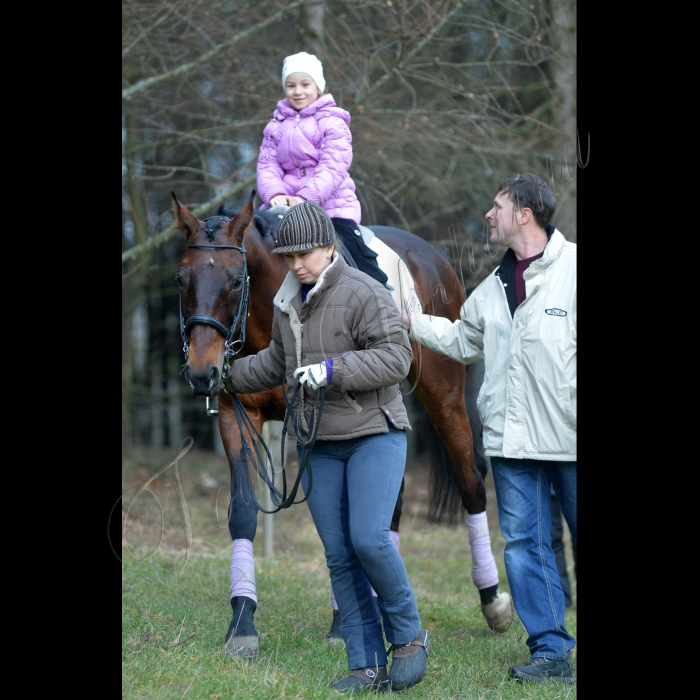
509 657 573 683
330 666 389 693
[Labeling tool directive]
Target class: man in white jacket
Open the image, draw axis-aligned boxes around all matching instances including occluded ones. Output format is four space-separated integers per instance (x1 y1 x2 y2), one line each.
404 173 576 684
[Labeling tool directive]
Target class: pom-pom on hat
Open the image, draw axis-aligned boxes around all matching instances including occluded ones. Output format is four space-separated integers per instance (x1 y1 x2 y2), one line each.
272 201 337 254
281 51 326 93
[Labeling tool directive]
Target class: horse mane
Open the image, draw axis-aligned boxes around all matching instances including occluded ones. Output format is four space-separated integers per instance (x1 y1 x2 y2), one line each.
218 204 273 238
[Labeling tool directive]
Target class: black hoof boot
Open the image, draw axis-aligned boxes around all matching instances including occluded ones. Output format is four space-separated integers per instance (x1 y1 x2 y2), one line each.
224 596 259 658
326 609 345 645
326 598 381 644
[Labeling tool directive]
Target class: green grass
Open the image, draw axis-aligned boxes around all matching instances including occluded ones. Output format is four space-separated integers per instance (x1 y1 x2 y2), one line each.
122 447 577 699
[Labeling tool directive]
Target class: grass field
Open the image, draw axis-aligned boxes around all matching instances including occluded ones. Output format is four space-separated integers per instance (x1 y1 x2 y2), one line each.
121 444 577 699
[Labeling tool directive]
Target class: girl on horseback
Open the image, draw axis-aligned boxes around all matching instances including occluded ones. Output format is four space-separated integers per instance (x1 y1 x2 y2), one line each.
256 51 389 287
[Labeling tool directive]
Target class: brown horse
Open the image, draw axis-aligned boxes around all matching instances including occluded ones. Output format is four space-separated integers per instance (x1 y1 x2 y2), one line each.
172 191 514 658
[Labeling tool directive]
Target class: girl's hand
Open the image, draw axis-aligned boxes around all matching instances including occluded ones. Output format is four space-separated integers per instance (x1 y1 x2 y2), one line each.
270 195 290 207
287 196 305 206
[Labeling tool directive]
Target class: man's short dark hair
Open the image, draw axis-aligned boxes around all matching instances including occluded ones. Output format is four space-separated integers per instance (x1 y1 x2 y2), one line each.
498 173 556 230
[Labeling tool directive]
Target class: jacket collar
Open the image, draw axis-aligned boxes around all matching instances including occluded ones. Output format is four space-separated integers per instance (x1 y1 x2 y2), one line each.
496 225 561 275
495 226 563 317
274 93 341 121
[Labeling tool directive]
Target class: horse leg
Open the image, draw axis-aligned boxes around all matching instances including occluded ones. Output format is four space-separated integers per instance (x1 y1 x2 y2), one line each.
325 479 404 643
218 391 261 658
461 363 515 630
410 354 514 633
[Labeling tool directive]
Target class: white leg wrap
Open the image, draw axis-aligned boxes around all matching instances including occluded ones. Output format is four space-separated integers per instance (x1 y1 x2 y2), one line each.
466 512 499 590
230 538 257 604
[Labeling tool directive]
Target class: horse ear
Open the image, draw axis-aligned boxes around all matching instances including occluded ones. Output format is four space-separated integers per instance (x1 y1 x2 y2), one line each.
171 190 200 242
227 191 256 246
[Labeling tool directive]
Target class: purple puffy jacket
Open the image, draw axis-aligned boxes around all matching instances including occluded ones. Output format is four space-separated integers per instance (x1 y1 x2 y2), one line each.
256 93 361 223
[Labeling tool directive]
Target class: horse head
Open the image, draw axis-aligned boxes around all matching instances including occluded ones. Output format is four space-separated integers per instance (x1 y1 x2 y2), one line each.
171 190 255 396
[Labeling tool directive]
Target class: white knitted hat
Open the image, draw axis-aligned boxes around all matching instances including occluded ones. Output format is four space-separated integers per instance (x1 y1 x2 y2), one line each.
281 52 325 93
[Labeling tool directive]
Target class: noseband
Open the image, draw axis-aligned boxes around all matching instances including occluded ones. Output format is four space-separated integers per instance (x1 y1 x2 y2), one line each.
178 216 250 378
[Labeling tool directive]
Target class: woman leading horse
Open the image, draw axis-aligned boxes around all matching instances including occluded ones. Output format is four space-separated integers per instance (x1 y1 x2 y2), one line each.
171 191 513 662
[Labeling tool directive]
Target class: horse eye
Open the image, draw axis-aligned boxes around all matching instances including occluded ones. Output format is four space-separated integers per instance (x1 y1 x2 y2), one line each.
174 274 184 289
232 278 243 291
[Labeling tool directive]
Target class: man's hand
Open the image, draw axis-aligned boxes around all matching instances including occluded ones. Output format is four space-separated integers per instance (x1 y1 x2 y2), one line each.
293 362 328 390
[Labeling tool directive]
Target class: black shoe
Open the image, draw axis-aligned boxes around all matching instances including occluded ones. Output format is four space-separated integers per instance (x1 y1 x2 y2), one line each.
509 657 573 683
330 666 389 693
387 630 430 691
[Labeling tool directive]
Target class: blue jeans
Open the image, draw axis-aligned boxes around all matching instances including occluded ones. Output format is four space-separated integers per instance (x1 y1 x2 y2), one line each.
490 457 577 660
299 425 421 670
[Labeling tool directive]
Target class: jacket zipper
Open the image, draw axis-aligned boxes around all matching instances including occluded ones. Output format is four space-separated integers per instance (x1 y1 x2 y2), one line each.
496 273 509 308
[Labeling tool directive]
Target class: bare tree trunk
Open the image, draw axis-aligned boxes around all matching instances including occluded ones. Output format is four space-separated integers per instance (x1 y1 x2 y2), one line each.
122 110 151 453
302 0 326 59
549 0 577 240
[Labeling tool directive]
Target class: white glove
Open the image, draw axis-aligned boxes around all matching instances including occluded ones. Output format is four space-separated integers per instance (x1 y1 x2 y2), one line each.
293 362 328 390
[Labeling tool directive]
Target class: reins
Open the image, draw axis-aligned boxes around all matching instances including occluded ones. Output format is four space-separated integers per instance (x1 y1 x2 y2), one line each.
179 213 320 511
228 376 325 513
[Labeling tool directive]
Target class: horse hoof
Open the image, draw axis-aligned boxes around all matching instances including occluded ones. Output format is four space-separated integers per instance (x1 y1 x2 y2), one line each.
481 591 514 633
325 610 346 645
224 634 259 658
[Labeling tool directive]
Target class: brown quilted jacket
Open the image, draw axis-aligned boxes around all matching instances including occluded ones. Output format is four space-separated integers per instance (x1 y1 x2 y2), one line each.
228 253 412 439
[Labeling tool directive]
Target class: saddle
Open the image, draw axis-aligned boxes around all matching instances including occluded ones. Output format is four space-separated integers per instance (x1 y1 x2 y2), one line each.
257 206 422 316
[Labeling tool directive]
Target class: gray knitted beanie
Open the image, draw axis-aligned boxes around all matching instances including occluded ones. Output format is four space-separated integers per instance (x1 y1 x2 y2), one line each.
272 201 337 254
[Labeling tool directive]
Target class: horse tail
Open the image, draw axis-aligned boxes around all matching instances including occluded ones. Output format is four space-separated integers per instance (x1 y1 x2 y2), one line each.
407 364 489 526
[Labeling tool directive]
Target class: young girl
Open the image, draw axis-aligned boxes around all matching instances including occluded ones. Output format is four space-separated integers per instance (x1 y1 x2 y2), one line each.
225 202 430 693
257 51 389 287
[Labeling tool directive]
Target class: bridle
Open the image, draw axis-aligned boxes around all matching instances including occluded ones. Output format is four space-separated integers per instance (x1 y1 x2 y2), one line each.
178 215 250 378
176 211 322 512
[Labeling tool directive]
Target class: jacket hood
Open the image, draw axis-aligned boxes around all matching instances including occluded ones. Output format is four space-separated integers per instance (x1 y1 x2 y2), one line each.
273 93 350 125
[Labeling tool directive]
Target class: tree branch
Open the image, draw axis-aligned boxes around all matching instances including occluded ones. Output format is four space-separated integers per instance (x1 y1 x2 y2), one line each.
122 0 307 102
352 0 473 111
121 173 256 263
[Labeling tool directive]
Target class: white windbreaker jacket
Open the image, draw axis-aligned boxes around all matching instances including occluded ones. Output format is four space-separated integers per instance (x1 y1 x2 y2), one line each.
409 229 576 460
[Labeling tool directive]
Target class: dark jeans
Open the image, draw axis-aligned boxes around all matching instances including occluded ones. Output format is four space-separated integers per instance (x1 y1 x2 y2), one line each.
550 493 576 607
490 456 576 660
298 425 421 670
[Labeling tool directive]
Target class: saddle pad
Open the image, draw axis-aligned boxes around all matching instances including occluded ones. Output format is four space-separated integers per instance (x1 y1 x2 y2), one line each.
359 225 423 316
